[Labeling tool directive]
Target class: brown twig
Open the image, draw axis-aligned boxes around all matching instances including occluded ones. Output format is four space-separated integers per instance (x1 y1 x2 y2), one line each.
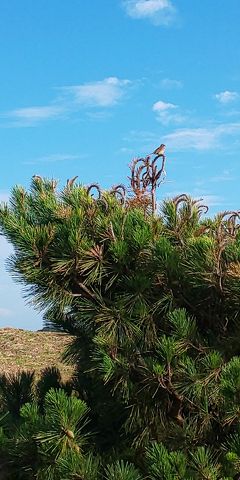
128 152 166 215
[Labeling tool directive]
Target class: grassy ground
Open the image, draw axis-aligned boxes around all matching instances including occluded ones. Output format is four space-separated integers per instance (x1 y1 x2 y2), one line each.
0 328 73 380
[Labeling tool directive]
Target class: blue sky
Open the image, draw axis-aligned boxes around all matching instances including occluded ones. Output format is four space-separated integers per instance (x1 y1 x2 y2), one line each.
1 0 240 329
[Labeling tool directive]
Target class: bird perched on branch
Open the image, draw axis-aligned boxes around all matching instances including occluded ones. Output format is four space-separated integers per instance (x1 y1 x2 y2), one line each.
32 175 43 182
152 144 166 157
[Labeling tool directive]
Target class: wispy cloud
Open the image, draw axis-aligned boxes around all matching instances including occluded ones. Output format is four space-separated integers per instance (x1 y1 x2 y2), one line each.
197 194 223 207
164 127 218 150
0 191 10 203
163 123 240 151
209 170 234 182
123 129 159 149
2 77 131 127
121 130 160 157
122 0 177 25
194 170 235 188
22 153 85 165
0 308 12 318
62 77 131 107
152 100 185 124
164 190 223 209
122 121 240 156
160 78 183 89
0 237 13 259
118 146 135 155
86 110 113 120
194 170 236 197
6 105 65 125
215 90 239 104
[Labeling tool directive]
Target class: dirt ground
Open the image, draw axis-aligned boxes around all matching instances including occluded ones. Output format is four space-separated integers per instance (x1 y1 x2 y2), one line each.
0 328 73 380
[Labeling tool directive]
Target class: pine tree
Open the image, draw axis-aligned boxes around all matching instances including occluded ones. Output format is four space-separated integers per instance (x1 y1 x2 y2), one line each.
1 155 240 478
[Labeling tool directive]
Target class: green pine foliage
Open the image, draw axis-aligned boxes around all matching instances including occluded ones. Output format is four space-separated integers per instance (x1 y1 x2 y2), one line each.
0 176 240 478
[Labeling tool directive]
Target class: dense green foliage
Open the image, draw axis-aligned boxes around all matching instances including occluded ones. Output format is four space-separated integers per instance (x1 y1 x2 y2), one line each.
1 176 240 478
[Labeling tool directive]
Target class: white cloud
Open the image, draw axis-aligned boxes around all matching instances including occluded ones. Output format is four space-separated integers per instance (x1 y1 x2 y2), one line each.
209 170 234 182
0 237 13 259
0 191 10 203
195 195 223 207
122 0 177 25
204 195 223 206
124 129 158 143
35 153 80 162
153 100 185 124
160 78 183 89
0 308 12 318
164 128 217 150
22 153 84 165
3 77 131 127
195 170 235 190
164 190 223 209
122 129 160 153
118 147 135 154
163 123 240 151
62 77 131 107
153 100 176 112
215 90 239 104
86 110 113 120
122 122 240 155
7 105 64 124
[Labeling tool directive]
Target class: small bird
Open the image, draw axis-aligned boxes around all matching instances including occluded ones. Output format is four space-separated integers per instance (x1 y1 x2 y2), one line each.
152 144 166 157
32 175 43 182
